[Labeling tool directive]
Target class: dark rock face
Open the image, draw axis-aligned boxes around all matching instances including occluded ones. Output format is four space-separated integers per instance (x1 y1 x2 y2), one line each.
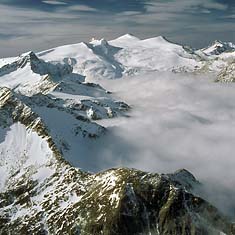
0 51 73 78
202 40 235 56
76 168 232 235
1 167 233 235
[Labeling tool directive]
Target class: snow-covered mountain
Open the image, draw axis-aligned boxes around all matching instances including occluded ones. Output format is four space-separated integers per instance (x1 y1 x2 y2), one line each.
0 35 235 234
37 34 203 81
200 40 235 56
35 34 235 82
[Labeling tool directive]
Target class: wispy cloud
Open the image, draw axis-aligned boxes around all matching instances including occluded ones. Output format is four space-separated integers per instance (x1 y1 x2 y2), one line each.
66 5 99 12
201 1 228 10
97 73 235 217
223 14 235 18
42 0 67 5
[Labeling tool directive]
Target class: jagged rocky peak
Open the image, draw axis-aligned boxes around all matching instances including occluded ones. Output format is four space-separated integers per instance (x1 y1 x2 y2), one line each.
99 38 109 46
166 168 199 190
89 37 122 57
21 51 73 77
0 50 73 79
98 38 113 54
1 51 41 71
0 86 44 130
0 164 233 234
202 40 235 55
81 168 234 235
18 51 38 64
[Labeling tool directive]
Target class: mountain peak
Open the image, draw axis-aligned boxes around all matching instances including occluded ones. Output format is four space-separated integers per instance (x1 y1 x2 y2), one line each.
202 40 235 55
18 51 40 64
100 38 109 46
89 38 109 47
152 35 168 42
141 35 173 45
20 50 37 58
167 168 199 190
114 33 140 41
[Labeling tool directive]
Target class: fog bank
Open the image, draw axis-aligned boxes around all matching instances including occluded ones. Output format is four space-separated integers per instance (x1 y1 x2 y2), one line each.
89 72 235 218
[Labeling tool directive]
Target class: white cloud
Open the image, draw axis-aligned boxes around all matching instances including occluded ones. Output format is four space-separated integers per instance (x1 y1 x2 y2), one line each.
201 9 211 14
42 0 67 5
97 73 235 216
223 14 235 19
145 0 228 13
66 5 98 12
117 11 141 16
202 1 228 10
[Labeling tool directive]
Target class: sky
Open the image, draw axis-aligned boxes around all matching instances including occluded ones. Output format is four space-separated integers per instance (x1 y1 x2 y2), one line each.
0 0 235 57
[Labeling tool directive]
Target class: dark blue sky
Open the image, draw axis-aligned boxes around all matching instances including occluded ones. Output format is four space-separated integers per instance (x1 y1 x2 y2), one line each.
0 0 235 57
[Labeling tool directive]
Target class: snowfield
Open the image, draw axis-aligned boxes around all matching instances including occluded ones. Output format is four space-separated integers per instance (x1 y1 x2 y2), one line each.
0 122 55 191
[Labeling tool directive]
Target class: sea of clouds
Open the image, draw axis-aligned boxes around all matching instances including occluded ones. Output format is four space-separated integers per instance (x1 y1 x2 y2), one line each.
76 72 235 218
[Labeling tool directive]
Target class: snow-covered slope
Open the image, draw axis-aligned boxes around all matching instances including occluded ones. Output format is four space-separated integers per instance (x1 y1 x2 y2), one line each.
37 34 203 81
195 40 235 77
0 51 73 95
0 51 130 167
37 34 235 83
200 40 235 56
110 34 201 74
38 39 124 81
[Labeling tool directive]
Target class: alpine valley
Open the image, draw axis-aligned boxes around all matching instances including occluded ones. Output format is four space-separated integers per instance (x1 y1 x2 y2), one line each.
0 34 235 235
